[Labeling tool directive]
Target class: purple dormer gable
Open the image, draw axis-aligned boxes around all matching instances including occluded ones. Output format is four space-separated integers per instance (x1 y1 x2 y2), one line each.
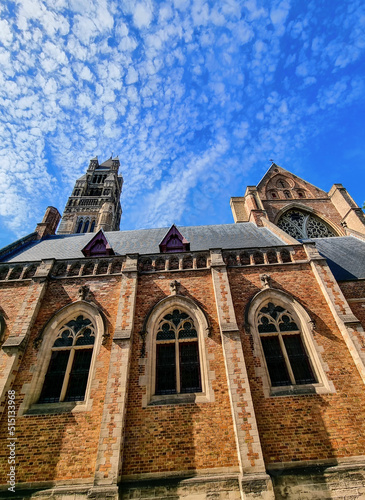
159 225 190 253
81 230 115 257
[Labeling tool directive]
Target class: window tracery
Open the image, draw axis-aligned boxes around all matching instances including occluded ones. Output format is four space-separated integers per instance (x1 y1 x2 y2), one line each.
257 303 316 387
38 315 95 403
141 296 213 406
277 209 336 239
155 309 201 395
247 290 334 397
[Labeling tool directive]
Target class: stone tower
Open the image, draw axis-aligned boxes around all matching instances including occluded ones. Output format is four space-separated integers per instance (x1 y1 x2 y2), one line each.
57 156 123 235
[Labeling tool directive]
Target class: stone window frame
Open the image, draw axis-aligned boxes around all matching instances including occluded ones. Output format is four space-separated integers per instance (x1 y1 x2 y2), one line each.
0 314 5 342
140 295 215 407
19 301 105 416
246 288 334 397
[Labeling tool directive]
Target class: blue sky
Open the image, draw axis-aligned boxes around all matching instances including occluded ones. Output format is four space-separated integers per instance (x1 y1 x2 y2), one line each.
0 0 364 248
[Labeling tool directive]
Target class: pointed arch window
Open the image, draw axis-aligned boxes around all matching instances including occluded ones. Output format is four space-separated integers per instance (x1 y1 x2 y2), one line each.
155 309 201 395
277 209 336 239
83 220 90 233
141 296 214 406
90 220 96 232
258 303 316 387
247 291 334 397
38 315 95 403
76 219 83 233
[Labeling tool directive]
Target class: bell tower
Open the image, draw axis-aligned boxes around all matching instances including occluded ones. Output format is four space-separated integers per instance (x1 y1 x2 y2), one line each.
57 156 123 235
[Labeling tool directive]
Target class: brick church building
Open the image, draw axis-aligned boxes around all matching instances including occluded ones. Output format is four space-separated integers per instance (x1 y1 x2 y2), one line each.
0 158 365 499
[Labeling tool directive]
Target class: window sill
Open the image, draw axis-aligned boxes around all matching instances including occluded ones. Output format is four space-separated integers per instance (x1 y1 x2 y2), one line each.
270 383 332 397
24 400 90 415
148 392 210 406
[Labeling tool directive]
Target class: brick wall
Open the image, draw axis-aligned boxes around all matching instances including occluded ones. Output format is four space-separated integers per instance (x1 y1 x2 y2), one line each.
228 264 365 465
0 276 121 484
122 271 239 476
262 199 343 231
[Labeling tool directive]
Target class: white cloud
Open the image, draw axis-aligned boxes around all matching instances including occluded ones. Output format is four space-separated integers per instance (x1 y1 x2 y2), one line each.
270 0 291 26
0 19 12 45
133 2 153 29
125 67 139 84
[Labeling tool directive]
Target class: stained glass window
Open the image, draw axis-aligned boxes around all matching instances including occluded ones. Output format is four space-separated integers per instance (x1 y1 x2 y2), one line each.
38 315 95 403
258 303 316 387
277 209 336 239
155 309 201 395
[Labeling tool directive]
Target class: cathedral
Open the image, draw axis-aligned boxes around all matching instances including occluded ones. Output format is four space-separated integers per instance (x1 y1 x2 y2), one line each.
0 157 365 500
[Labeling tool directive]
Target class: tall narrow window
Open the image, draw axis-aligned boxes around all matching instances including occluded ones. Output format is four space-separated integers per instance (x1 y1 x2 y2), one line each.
90 220 96 232
76 219 83 233
257 302 316 387
155 309 201 395
83 220 90 233
38 315 95 403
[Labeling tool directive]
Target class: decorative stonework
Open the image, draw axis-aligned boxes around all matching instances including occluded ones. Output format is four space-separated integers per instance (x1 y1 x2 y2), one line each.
277 209 336 239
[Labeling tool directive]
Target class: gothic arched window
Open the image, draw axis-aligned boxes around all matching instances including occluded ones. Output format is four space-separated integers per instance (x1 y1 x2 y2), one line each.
38 315 95 403
246 290 333 397
155 309 201 395
90 220 96 233
76 219 83 233
277 209 336 239
141 296 214 406
257 303 316 387
83 220 90 233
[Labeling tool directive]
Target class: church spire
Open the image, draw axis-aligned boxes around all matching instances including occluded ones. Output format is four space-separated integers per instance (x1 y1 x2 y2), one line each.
57 156 123 235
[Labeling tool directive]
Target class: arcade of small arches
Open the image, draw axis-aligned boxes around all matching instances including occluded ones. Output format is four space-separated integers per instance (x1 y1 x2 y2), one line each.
266 177 308 200
92 174 107 184
76 218 96 234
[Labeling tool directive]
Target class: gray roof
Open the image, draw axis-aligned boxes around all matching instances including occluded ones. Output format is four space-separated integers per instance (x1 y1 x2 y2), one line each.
4 223 285 263
305 236 365 280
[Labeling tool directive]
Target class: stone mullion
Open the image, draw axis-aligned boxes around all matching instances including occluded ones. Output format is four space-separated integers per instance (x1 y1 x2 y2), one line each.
209 249 274 500
0 259 54 413
92 255 138 498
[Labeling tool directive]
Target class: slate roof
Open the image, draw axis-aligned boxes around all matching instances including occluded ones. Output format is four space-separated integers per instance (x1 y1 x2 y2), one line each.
304 236 365 281
4 223 285 263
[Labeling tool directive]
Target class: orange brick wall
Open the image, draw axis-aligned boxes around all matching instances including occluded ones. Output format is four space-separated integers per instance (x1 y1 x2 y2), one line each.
340 281 365 330
228 264 365 465
0 276 122 484
122 271 239 476
1 263 365 485
0 282 29 340
262 199 343 232
0 283 29 376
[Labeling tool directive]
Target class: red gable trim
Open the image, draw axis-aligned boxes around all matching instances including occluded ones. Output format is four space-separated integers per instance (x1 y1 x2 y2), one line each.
81 229 115 257
159 225 190 253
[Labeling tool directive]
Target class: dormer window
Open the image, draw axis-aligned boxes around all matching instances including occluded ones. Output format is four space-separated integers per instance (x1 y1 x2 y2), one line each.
159 225 190 253
82 230 115 257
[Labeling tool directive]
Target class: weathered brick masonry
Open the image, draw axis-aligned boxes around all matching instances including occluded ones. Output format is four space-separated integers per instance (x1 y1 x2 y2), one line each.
122 271 238 476
0 276 121 484
228 264 365 464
